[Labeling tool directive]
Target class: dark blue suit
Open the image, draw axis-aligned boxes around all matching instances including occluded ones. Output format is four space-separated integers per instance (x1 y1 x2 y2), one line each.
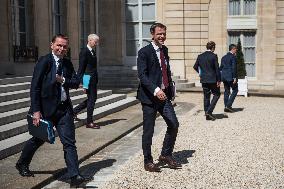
73 47 98 124
220 52 238 108
193 51 221 114
17 53 80 178
137 43 179 164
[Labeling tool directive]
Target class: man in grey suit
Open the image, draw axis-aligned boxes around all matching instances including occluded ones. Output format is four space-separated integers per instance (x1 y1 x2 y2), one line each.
220 44 238 113
193 41 221 121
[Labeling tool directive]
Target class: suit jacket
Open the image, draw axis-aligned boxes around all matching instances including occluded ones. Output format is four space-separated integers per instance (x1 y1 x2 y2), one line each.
77 47 98 84
137 43 173 104
220 52 237 82
30 53 79 118
193 51 221 83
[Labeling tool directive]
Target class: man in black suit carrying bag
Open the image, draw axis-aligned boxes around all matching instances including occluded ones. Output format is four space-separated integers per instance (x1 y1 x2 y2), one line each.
137 23 181 172
16 34 89 187
220 44 238 113
73 34 100 129
193 41 221 121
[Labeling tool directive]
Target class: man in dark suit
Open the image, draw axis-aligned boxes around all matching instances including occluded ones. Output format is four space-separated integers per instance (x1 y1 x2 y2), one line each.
16 34 89 187
137 23 181 172
193 41 221 121
73 34 100 129
220 44 238 113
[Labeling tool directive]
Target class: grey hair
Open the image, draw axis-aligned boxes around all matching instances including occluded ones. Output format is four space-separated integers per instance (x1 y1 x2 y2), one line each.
88 34 99 41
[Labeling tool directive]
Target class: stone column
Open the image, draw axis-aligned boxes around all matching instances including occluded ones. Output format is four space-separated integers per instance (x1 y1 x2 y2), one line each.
98 0 122 66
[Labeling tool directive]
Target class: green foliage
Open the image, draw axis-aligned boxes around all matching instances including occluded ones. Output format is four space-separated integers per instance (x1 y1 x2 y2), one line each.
236 39 247 79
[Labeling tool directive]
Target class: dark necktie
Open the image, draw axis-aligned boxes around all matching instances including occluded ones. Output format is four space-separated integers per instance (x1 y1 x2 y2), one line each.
57 59 63 76
160 48 169 88
91 49 95 56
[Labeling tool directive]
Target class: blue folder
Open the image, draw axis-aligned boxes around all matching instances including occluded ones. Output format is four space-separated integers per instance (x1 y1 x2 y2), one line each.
82 74 91 89
27 114 55 144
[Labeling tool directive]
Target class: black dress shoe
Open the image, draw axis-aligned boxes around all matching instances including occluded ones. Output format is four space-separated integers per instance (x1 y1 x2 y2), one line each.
86 122 100 129
159 155 182 169
224 107 234 113
206 113 216 121
16 163 34 177
70 174 92 187
144 162 161 172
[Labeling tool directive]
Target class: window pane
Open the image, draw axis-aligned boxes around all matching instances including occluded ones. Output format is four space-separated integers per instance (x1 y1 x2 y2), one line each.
143 0 155 2
243 0 255 15
125 4 138 21
142 39 151 47
19 8 26 32
229 0 240 15
246 63 255 77
18 0 25 7
126 0 138 3
20 33 26 46
126 23 139 39
53 0 60 13
243 32 255 46
228 32 240 46
244 47 255 62
142 23 154 38
126 40 139 56
142 3 155 20
55 15 60 33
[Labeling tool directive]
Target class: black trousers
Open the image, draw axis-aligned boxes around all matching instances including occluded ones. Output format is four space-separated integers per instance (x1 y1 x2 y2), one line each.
73 75 97 124
202 83 221 114
18 102 79 178
141 99 179 164
223 81 238 108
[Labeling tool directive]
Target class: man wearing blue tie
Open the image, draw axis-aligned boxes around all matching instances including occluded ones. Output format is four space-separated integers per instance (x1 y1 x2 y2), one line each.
220 44 238 113
16 34 90 187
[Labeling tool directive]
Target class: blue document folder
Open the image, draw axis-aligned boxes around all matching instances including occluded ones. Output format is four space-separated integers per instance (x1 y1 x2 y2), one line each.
82 74 91 89
27 114 55 144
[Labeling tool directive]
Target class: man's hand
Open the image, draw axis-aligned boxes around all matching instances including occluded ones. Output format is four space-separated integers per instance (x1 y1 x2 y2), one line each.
217 81 221 88
56 74 64 83
233 78 237 84
33 111 42 127
79 83 83 88
156 90 167 101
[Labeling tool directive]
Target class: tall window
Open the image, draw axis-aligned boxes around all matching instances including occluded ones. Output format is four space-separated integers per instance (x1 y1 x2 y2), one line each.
125 0 156 56
80 0 87 48
229 0 256 16
11 0 27 46
52 0 64 34
228 31 256 77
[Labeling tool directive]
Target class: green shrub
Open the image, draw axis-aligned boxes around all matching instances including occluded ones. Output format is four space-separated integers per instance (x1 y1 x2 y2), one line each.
236 39 247 79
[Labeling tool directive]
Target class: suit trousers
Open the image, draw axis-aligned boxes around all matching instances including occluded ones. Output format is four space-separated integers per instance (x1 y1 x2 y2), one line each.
18 103 79 178
202 83 221 114
141 99 179 164
223 81 238 108
73 75 97 123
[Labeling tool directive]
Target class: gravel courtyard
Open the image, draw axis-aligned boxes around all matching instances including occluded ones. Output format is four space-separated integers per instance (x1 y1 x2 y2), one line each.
101 93 284 189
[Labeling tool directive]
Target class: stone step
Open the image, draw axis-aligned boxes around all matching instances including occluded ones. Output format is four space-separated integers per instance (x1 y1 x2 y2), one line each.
0 82 31 93
175 82 195 90
172 75 181 80
0 88 86 103
0 93 126 141
0 92 123 128
0 76 32 85
0 90 112 113
0 97 138 160
173 79 189 83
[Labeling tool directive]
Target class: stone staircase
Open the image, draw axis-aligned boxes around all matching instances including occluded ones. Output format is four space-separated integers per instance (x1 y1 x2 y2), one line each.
97 66 195 90
0 76 138 160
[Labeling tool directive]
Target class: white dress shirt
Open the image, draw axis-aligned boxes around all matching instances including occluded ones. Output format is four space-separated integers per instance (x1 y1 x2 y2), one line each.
52 52 67 102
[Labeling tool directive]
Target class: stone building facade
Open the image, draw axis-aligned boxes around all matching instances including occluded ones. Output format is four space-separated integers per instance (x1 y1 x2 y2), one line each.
0 0 283 90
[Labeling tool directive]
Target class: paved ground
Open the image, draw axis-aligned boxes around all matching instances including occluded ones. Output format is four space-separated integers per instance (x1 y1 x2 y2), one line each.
96 93 283 189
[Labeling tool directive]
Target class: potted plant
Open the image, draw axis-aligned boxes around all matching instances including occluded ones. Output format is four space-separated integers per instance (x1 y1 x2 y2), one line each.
236 39 248 97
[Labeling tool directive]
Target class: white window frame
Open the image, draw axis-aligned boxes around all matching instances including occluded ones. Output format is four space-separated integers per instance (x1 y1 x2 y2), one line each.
228 31 257 79
11 0 27 46
122 0 156 66
228 0 257 17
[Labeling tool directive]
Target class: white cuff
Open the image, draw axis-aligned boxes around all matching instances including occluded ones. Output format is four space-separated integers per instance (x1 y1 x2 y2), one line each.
154 87 161 96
